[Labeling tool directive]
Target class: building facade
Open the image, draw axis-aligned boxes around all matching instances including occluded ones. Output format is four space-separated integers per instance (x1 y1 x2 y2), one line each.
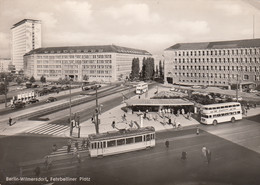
164 38 260 88
0 58 11 72
24 45 151 82
11 19 41 72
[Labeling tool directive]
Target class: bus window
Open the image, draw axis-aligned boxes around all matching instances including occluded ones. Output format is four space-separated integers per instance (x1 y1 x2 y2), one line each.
103 142 106 148
91 143 95 149
237 111 240 114
209 115 212 118
221 106 224 109
135 136 142 143
209 108 212 110
217 107 220 109
107 140 116 147
205 108 208 110
146 134 151 141
229 105 232 107
225 106 228 108
213 107 216 110
117 139 125 146
126 137 134 144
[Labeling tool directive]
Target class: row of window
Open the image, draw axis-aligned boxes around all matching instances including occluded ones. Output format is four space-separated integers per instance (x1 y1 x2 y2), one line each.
83 70 112 74
175 48 260 57
174 65 260 72
82 65 112 69
37 54 112 59
174 57 260 63
90 133 155 149
174 72 253 79
201 111 241 119
203 104 240 110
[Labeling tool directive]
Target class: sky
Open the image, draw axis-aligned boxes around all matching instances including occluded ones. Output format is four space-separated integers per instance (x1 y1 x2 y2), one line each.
0 0 260 58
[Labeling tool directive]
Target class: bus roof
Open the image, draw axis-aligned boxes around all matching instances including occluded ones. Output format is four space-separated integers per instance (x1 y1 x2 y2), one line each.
88 126 155 141
202 102 240 108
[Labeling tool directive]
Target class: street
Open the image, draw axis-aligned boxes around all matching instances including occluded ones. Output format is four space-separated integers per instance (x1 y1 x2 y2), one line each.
0 115 260 185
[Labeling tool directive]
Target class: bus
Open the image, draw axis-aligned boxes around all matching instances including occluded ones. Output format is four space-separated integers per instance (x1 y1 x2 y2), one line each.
88 126 155 158
136 82 148 94
200 102 242 125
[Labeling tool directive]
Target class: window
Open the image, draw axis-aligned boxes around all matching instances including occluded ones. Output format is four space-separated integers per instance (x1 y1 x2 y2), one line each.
146 134 151 141
244 74 249 80
135 136 142 143
126 137 134 144
117 139 125 146
107 140 116 147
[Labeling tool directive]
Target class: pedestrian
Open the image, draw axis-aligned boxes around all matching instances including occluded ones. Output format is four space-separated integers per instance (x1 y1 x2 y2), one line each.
52 144 57 152
177 109 180 117
169 118 172 125
34 166 41 177
81 138 86 149
202 146 207 162
165 140 169 148
181 151 187 160
111 121 115 128
44 156 52 170
67 139 72 153
196 126 200 135
75 141 79 150
76 152 81 163
181 108 185 115
138 95 140 99
8 117 12 126
206 149 211 164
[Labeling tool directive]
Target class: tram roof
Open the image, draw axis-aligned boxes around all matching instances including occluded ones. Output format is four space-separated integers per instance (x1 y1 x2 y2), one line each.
125 99 194 106
88 126 155 141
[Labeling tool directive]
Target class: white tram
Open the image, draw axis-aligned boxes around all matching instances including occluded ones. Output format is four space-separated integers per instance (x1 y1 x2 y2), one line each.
88 126 155 157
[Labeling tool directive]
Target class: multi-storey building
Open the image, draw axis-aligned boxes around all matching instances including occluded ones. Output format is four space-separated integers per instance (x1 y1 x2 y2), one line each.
0 58 11 72
24 45 151 82
11 19 41 72
164 38 260 88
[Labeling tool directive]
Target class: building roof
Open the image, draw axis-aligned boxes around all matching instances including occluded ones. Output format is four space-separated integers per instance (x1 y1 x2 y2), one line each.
165 38 260 50
125 98 194 106
24 45 151 56
11 19 41 29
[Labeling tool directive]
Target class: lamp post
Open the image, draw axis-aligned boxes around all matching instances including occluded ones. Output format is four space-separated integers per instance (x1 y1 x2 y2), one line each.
4 77 7 108
95 85 99 134
69 77 72 136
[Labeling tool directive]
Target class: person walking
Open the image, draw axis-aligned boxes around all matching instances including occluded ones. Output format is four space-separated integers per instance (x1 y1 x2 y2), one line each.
67 139 72 153
196 126 200 135
44 156 52 170
75 141 79 150
206 149 211 164
202 146 207 162
8 117 12 126
165 140 169 148
81 138 86 149
34 166 41 177
181 151 187 161
52 144 57 152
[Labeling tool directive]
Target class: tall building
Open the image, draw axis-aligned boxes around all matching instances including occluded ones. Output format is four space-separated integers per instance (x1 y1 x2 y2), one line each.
11 19 41 72
164 38 260 89
24 45 151 82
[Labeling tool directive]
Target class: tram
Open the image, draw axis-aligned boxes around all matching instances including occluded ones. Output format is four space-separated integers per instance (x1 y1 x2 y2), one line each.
88 126 155 157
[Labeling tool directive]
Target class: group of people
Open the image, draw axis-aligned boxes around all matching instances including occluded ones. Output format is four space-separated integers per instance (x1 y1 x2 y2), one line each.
165 140 212 165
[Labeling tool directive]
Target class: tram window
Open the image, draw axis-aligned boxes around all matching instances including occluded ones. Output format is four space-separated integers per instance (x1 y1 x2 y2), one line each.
146 134 151 141
225 106 228 108
91 143 94 149
103 142 106 148
126 138 134 144
100 142 102 148
107 140 116 147
117 139 125 146
94 142 97 149
135 136 142 143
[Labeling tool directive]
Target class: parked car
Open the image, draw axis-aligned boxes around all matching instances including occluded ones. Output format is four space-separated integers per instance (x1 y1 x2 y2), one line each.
192 85 201 89
249 89 258 93
46 97 57 103
11 101 26 109
232 96 243 101
28 98 39 104
82 86 90 91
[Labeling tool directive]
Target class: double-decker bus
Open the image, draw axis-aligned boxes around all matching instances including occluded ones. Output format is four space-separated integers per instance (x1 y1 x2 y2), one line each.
88 126 155 158
136 82 148 94
200 102 242 125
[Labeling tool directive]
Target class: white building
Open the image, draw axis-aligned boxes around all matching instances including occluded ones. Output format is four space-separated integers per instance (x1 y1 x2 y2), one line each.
11 19 41 72
24 45 151 82
164 38 260 88
0 58 11 72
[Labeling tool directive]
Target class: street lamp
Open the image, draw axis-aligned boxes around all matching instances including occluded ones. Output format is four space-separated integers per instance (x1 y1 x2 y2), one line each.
3 77 7 108
69 77 72 136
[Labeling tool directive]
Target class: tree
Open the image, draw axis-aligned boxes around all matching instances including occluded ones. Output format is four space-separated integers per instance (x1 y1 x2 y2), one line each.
0 82 8 95
16 77 23 85
29 76 36 83
141 57 155 80
40 75 46 83
130 58 140 80
159 60 163 78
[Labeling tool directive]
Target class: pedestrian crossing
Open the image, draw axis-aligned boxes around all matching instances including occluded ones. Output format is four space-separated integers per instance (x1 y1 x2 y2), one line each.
49 140 88 157
25 124 70 136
